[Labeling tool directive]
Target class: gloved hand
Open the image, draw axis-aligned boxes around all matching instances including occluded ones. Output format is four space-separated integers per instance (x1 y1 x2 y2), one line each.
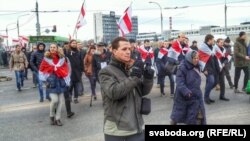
184 93 192 100
143 66 155 79
130 66 142 78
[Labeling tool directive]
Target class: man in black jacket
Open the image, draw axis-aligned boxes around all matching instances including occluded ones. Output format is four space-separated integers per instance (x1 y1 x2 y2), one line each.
65 40 84 104
30 43 50 102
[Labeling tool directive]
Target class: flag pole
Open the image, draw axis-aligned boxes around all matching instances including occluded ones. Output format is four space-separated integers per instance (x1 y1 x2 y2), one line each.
72 0 86 39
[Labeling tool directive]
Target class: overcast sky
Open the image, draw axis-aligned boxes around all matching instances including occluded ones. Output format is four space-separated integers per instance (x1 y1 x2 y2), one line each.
1 0 250 42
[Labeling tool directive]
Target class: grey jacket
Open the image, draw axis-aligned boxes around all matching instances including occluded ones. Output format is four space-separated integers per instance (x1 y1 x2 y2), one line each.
98 57 153 134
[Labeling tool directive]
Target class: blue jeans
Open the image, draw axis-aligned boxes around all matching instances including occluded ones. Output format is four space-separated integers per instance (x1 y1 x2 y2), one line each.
87 76 97 96
159 74 175 94
204 74 217 99
34 71 49 100
15 70 24 90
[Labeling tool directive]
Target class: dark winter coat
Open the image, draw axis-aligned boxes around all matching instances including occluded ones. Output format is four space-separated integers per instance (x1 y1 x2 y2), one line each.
30 50 45 72
93 50 110 80
131 49 142 62
234 37 248 67
65 48 83 82
171 59 206 125
99 57 154 134
204 44 220 75
158 54 178 76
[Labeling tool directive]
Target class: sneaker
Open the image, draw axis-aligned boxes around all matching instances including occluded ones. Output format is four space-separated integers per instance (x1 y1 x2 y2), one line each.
204 99 211 104
18 88 22 92
230 85 234 89
74 99 79 104
234 89 243 94
220 97 230 101
46 97 51 102
67 112 75 118
40 99 44 102
55 120 63 126
170 94 174 98
242 88 246 92
50 117 55 125
209 98 215 103
94 96 97 100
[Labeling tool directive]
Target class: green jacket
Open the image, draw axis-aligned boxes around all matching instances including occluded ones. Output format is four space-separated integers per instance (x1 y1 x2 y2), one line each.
234 38 248 67
99 57 153 136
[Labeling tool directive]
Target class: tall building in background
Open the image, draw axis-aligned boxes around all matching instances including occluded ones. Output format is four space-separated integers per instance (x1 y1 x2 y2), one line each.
94 12 138 44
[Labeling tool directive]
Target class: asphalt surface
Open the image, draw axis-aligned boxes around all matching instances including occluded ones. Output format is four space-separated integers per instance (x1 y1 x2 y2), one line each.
0 68 250 141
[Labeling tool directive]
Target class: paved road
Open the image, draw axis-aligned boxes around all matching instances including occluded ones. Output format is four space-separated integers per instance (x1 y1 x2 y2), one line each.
0 68 250 141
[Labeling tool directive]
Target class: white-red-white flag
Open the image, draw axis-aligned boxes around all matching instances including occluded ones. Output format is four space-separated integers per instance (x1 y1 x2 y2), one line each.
167 40 183 60
117 4 132 37
12 39 20 45
198 43 213 71
0 35 8 39
75 4 87 30
19 36 29 47
158 48 168 59
198 43 222 71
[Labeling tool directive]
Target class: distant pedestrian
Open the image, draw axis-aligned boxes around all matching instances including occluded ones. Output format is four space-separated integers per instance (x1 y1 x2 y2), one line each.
93 42 110 82
84 45 97 100
21 47 29 80
9 45 28 91
199 34 220 104
190 40 198 51
138 39 154 67
215 38 230 101
234 31 250 93
223 38 234 88
77 42 85 96
30 43 50 102
28 45 38 88
39 43 71 126
65 40 83 103
157 41 178 97
171 50 206 125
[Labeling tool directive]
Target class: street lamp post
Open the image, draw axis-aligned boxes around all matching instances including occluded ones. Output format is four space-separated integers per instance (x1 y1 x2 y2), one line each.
164 6 189 38
164 6 189 9
6 23 16 47
225 0 228 36
149 1 163 35
17 14 29 37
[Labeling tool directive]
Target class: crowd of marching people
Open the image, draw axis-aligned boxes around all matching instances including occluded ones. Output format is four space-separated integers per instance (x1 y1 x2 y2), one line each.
4 31 250 140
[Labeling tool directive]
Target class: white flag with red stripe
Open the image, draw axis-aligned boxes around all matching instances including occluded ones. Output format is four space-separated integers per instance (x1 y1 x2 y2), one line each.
213 45 224 69
117 4 132 37
138 45 154 65
0 35 8 39
158 48 168 59
198 43 222 71
198 43 213 71
12 39 20 45
75 4 87 30
19 36 29 47
168 40 182 60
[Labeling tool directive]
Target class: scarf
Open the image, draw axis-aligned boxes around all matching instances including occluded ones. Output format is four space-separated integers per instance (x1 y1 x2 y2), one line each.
39 53 70 86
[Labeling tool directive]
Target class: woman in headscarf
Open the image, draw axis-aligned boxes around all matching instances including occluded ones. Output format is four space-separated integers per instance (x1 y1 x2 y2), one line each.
170 50 206 125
